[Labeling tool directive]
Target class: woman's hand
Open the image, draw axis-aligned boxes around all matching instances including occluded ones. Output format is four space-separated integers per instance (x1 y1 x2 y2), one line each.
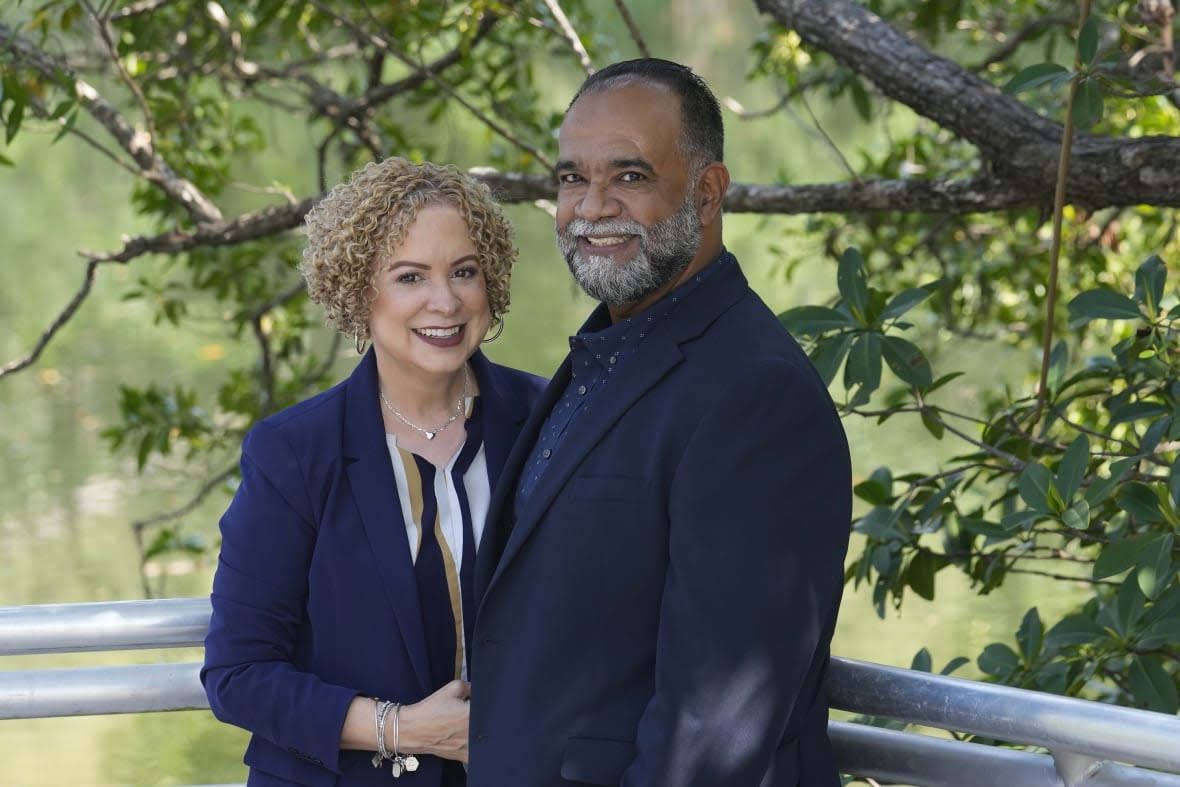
397 680 471 764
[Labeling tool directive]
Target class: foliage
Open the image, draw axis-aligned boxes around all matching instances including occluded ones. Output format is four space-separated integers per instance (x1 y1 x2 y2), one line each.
1 0 1178 749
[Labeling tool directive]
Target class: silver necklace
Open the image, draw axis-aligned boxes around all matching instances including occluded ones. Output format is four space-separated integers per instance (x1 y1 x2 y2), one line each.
379 365 469 441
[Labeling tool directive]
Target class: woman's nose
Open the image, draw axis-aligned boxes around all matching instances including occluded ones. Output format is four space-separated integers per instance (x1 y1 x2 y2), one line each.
426 279 462 313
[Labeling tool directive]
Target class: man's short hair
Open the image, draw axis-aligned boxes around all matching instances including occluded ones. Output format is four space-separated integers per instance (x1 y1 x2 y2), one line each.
568 58 724 169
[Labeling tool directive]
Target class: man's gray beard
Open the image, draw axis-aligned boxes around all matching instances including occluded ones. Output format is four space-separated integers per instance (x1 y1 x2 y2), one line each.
557 193 703 307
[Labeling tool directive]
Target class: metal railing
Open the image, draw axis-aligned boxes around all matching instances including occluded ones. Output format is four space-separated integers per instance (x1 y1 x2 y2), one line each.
3 597 1180 787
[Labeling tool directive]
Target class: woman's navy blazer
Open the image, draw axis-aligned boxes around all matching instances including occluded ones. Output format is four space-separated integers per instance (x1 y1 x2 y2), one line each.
202 348 546 787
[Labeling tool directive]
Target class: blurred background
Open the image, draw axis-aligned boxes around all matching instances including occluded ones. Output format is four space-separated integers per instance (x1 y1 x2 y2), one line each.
0 1 1094 783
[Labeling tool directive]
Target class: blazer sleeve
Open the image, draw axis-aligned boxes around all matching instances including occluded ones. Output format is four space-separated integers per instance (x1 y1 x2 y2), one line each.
201 420 358 775
622 360 851 787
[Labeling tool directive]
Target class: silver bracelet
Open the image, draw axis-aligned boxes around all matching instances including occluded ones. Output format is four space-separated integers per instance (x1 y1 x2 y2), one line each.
389 703 420 778
371 699 395 768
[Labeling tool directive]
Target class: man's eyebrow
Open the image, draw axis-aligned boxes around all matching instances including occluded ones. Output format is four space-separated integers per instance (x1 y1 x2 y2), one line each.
611 157 654 174
553 157 656 175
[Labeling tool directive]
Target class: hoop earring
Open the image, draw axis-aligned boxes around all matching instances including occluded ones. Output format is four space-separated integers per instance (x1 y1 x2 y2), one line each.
355 331 369 355
482 316 504 344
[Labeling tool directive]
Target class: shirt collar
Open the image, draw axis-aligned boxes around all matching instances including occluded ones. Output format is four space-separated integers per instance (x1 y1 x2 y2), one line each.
570 248 735 372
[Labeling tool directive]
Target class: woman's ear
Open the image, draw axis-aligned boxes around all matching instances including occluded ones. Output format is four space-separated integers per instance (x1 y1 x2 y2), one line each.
696 162 730 225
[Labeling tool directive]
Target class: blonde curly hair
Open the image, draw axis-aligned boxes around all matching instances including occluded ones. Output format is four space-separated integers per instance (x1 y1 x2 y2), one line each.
300 157 516 340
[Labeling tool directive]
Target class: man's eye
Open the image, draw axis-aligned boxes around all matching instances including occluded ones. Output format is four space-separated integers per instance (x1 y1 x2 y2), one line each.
557 173 583 185
620 172 645 183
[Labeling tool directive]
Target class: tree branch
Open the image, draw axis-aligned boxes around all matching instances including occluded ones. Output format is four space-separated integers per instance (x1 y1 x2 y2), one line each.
0 259 100 380
753 0 1180 209
0 23 223 224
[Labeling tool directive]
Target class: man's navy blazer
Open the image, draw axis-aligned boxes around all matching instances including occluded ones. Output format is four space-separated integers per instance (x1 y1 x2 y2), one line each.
468 255 852 787
202 349 545 787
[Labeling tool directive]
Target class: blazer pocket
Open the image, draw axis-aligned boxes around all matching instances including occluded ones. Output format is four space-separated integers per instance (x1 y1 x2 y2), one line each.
568 474 650 503
560 736 636 785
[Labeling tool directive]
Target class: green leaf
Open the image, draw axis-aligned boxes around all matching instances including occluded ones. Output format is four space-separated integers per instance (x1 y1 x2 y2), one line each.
1047 339 1069 394
779 305 857 335
921 409 944 440
911 648 932 672
1018 462 1057 514
960 516 1019 541
881 336 933 389
849 75 873 122
1001 509 1043 532
1045 614 1105 649
1085 457 1136 506
1056 435 1089 502
1138 616 1180 650
1129 655 1179 714
1117 482 1165 524
845 331 882 396
1112 576 1148 637
1061 498 1090 531
854 467 893 505
906 550 942 601
1072 77 1104 129
1094 532 1160 580
854 505 903 542
1078 15 1099 65
978 643 1020 678
1108 401 1171 425
1137 534 1173 600
1003 62 1070 94
1068 289 1143 321
940 656 969 675
880 287 934 321
837 248 870 324
52 108 79 144
1015 607 1043 664
1134 255 1167 317
809 333 854 386
5 95 25 144
927 371 964 394
1170 453 1180 508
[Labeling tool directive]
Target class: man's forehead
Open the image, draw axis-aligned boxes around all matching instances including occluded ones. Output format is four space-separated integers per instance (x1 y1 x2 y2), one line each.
558 85 682 164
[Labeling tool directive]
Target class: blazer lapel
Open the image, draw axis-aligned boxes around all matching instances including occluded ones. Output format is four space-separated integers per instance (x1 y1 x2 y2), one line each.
475 356 571 597
343 351 432 694
483 254 751 596
469 350 529 495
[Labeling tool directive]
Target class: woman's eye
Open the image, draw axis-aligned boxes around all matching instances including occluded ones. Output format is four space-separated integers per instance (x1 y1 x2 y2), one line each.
396 272 422 284
454 266 480 279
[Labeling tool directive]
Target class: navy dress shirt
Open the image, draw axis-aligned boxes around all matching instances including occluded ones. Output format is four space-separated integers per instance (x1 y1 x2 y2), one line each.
514 250 735 516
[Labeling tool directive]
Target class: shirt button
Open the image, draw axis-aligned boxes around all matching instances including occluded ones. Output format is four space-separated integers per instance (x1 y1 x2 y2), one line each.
577 385 587 395
542 448 552 459
609 356 618 364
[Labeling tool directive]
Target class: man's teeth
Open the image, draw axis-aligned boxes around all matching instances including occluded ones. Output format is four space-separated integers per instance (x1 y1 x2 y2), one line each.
416 327 461 338
585 236 629 246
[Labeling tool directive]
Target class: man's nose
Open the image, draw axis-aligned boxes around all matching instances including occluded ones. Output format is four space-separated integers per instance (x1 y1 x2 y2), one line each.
576 183 620 222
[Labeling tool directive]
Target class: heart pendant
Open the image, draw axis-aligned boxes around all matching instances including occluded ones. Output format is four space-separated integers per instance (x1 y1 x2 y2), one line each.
424 431 436 440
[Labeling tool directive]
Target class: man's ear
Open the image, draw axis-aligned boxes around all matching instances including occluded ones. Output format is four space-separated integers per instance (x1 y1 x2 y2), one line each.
696 162 730 225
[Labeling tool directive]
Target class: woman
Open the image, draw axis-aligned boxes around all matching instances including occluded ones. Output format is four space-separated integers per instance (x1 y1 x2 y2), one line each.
202 158 546 786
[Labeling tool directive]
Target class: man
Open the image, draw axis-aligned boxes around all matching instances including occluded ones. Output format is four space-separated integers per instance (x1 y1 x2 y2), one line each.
468 58 852 787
